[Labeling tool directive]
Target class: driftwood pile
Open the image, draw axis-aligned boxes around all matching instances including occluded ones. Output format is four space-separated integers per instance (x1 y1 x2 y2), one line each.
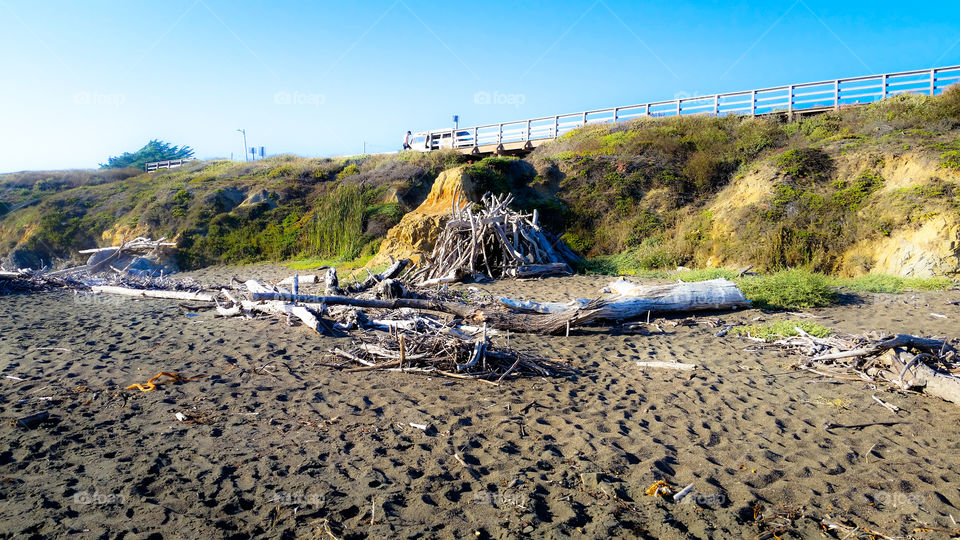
206 263 574 384
410 192 580 286
765 329 960 406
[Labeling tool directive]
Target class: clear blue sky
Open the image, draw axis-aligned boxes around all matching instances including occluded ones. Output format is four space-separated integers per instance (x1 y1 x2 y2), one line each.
1 0 958 172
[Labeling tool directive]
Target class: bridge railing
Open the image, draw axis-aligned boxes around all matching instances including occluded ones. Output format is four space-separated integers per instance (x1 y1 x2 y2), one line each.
145 158 196 172
430 65 960 150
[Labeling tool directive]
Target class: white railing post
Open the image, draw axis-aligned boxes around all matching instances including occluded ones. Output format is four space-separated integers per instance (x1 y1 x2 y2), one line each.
930 68 936 95
613 107 618 123
581 111 587 127
553 116 559 137
788 85 794 115
675 99 681 116
881 74 888 99
834 79 840 110
644 103 650 117
474 126 478 146
713 94 719 116
498 123 503 144
750 90 756 116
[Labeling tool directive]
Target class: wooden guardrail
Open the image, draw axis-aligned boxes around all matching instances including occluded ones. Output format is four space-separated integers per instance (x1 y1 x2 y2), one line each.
421 65 960 151
145 158 196 172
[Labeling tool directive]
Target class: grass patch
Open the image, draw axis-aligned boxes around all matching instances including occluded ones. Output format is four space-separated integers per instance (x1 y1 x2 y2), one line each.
835 273 955 293
902 276 955 290
736 269 836 310
731 320 832 341
285 253 383 281
674 268 739 282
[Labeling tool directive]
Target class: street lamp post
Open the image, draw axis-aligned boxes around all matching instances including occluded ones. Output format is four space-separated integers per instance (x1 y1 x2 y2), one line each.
236 129 248 162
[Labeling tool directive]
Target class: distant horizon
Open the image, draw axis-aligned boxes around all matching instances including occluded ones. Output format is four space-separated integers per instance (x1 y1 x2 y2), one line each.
2 0 958 173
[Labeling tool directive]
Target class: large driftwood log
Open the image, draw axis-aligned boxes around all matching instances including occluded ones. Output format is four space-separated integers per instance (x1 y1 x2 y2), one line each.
91 285 214 302
252 278 748 335
499 279 750 322
883 347 960 405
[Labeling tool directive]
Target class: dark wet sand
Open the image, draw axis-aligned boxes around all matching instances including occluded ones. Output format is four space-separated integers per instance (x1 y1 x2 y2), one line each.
1 267 959 538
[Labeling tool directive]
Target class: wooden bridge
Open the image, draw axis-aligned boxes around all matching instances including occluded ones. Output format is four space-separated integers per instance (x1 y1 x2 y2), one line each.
415 65 960 155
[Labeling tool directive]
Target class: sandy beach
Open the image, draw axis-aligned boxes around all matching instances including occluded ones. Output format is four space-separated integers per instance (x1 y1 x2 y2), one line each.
1 267 959 538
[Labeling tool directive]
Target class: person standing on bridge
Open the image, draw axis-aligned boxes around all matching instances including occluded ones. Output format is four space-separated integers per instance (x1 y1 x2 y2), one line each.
402 131 412 150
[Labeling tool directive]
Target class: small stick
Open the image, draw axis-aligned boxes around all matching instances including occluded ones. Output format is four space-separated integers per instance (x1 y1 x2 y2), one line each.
871 394 900 413
673 483 695 502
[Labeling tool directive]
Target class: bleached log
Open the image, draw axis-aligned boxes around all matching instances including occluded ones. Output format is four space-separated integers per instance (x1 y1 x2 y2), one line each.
324 267 342 295
636 361 697 371
502 279 749 321
884 348 960 405
244 280 274 294
499 298 591 314
278 275 318 286
240 300 321 332
90 285 214 302
216 305 242 317
418 272 461 287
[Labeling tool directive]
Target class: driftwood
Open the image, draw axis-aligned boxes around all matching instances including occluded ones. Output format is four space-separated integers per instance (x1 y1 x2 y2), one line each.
252 278 749 335
411 192 577 285
763 330 960 406
324 268 341 295
346 258 408 293
56 236 176 276
636 361 697 371
278 274 318 286
499 279 750 322
90 285 214 302
77 237 175 254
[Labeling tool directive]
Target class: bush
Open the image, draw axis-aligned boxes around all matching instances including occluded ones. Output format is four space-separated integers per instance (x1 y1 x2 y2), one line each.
774 148 833 183
736 269 836 310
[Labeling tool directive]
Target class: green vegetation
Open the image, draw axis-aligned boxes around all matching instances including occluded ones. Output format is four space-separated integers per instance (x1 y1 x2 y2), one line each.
1 151 466 269
527 85 960 275
736 269 836 310
774 147 833 183
4 86 960 281
942 150 960 171
731 320 833 341
100 139 194 169
834 273 954 293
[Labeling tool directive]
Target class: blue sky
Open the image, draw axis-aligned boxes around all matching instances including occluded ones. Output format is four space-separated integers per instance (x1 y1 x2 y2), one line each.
1 0 958 172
